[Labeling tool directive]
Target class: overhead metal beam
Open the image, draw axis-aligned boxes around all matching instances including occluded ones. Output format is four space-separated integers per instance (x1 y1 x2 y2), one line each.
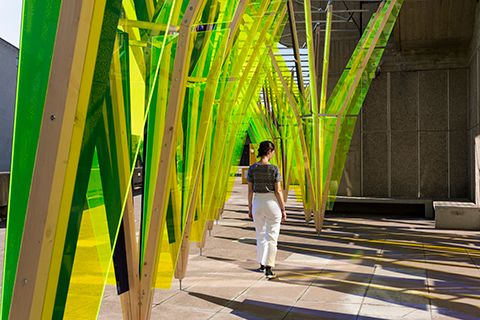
295 19 354 23
294 9 369 14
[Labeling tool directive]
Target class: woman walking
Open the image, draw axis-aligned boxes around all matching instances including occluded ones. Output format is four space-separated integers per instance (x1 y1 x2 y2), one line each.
246 141 286 279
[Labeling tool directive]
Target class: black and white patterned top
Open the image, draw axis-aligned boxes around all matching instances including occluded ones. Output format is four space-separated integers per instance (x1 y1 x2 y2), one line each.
246 163 281 193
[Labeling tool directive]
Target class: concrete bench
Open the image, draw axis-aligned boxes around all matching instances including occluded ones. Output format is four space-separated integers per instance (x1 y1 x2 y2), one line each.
434 201 480 230
0 172 9 221
333 196 434 219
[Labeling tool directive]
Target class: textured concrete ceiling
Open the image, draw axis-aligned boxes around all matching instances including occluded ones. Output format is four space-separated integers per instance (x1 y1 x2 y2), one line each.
281 0 477 51
395 0 476 50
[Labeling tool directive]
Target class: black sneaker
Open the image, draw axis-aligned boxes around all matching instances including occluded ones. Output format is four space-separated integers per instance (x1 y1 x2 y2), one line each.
256 264 265 272
265 267 276 279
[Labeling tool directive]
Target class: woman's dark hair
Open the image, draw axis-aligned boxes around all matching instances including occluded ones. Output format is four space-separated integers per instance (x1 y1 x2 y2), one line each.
257 140 275 158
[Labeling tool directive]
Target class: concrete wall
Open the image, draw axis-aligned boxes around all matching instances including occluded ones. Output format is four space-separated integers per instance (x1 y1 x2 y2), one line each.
0 38 18 172
329 40 470 201
467 4 480 204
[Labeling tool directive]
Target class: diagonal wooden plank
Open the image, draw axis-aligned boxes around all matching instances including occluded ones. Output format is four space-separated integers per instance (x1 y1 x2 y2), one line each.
9 0 102 318
303 0 319 115
287 0 305 97
139 2 205 319
319 1 400 227
269 50 316 222
314 0 333 232
109 37 140 320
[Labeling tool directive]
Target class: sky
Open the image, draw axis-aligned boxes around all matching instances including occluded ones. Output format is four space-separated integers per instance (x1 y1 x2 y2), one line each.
0 1 22 47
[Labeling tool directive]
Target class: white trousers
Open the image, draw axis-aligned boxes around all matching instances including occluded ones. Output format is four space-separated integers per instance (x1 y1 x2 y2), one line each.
252 193 282 267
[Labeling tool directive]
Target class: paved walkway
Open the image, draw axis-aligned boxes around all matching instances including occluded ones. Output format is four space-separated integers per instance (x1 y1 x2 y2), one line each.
1 175 479 319
101 177 480 319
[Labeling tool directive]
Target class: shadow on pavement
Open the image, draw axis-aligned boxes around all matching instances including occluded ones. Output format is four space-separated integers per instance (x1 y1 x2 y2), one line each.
188 292 385 320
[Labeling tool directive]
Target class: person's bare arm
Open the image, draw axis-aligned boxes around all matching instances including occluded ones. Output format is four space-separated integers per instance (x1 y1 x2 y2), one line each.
248 182 254 219
274 182 287 222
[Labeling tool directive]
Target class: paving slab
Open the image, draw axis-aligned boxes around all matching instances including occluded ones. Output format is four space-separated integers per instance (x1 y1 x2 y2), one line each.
1 175 480 319
300 283 367 304
358 304 431 320
430 306 480 320
218 295 292 320
285 301 362 320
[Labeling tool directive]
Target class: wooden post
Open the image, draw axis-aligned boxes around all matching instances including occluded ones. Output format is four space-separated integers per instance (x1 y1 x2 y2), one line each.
303 0 319 115
139 2 204 319
287 0 305 97
173 0 249 285
174 181 200 282
268 50 316 222
9 0 101 318
109 36 141 319
315 0 333 232
121 192 140 320
196 220 213 251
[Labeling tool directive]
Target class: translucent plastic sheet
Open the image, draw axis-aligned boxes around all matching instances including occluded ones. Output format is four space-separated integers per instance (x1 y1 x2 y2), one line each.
324 0 404 206
0 1 62 317
61 151 114 319
3 0 403 317
245 0 404 225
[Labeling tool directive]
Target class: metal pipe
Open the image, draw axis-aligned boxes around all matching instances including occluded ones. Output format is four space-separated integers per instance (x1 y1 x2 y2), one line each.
295 19 354 23
294 9 369 14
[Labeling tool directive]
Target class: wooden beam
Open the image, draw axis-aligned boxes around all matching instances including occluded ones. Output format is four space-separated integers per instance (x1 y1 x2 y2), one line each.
230 5 286 105
319 1 395 226
9 0 99 318
203 2 285 223
174 173 201 282
303 0 319 115
139 2 204 319
303 0 322 228
120 192 139 320
268 50 316 222
39 1 120 317
287 0 305 97
145 0 155 21
228 0 248 44
197 220 214 249
173 5 242 280
109 37 140 320
314 1 333 232
118 18 179 33
256 100 276 139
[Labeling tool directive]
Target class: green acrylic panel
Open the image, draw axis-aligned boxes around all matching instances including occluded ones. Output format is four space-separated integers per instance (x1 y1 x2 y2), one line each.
53 0 126 315
57 150 114 319
1 0 62 317
325 0 404 204
142 33 178 267
0 1 409 315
